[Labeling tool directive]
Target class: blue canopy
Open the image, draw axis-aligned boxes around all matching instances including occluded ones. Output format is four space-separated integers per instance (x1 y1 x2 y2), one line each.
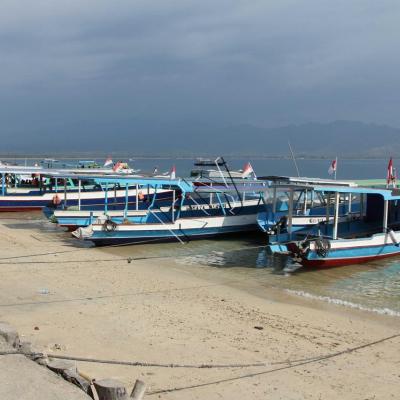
304 185 400 201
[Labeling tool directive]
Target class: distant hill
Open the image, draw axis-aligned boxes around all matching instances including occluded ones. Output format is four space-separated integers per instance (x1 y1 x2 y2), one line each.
1 120 399 157
214 121 400 157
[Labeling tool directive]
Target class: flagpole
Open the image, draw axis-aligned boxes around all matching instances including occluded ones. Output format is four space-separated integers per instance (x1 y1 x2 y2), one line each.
288 141 300 177
387 157 393 189
334 156 337 180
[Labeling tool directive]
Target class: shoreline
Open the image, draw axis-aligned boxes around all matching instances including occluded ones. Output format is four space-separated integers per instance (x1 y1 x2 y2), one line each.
0 155 398 161
0 215 398 399
101 241 400 324
149 247 400 326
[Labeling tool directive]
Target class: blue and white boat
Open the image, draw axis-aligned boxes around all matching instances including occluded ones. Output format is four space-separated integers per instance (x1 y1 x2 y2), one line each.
286 185 400 267
52 156 262 229
72 176 268 246
0 167 168 212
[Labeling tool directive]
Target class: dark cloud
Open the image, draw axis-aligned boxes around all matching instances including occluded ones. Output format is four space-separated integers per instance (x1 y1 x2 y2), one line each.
0 0 399 151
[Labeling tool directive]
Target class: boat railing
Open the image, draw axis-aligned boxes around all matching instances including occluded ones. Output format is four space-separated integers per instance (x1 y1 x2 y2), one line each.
224 193 239 214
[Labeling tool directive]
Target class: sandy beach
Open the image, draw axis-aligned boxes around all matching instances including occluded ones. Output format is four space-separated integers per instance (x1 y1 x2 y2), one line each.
0 214 399 399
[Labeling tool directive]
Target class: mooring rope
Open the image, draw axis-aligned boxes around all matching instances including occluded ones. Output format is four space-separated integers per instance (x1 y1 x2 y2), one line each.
0 332 398 374
0 244 267 265
45 354 267 369
0 248 88 261
146 332 400 395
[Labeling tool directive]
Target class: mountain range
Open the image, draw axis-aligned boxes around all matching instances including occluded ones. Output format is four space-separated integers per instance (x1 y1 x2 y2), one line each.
2 120 399 158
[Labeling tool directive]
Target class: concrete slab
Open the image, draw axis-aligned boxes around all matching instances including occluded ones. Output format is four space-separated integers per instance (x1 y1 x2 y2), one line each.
0 338 91 400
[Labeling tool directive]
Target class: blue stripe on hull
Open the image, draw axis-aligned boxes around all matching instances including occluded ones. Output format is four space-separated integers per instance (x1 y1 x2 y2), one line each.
89 224 258 246
57 204 262 228
0 193 173 211
307 242 400 262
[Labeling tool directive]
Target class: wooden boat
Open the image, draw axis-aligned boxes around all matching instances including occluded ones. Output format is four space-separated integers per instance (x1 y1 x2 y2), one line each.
52 157 263 229
0 167 169 212
72 176 268 246
286 186 400 267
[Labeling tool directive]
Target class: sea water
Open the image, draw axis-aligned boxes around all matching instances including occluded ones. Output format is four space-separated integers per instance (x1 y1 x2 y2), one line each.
3 156 393 180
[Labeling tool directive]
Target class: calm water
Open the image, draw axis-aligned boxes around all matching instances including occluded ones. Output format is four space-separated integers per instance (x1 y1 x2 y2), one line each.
5 157 400 317
6 156 394 180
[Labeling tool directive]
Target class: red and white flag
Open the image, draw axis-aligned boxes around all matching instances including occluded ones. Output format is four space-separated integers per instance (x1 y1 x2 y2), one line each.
112 161 123 172
387 157 396 187
242 162 256 178
170 165 176 179
104 157 113 167
328 159 337 175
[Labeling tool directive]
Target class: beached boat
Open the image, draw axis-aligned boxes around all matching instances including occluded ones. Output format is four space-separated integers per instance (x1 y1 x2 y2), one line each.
52 157 262 229
72 176 268 246
0 167 169 212
286 186 400 267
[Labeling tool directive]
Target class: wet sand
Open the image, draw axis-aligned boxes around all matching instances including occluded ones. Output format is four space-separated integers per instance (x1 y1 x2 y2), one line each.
0 214 399 399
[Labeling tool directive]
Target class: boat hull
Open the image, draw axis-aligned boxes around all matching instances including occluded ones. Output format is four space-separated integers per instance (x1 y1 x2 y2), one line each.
288 231 400 268
89 224 257 246
54 198 263 229
73 211 260 246
300 251 400 267
0 188 171 212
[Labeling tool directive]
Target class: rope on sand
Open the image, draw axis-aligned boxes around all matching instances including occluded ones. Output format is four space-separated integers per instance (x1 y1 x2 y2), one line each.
0 244 268 265
146 332 400 395
44 354 267 369
0 332 398 397
0 333 397 372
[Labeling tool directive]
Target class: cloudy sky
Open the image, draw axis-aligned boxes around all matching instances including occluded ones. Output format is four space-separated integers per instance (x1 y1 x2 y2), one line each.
0 1 399 150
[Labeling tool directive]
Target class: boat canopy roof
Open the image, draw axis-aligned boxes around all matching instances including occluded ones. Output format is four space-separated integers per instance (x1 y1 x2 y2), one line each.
260 175 357 187
0 166 43 174
293 184 400 201
194 181 267 193
88 176 267 194
0 166 135 177
47 174 194 192
94 176 193 192
194 158 225 166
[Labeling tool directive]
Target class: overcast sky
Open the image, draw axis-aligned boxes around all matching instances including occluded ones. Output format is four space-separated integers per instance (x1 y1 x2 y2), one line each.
1 1 399 149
